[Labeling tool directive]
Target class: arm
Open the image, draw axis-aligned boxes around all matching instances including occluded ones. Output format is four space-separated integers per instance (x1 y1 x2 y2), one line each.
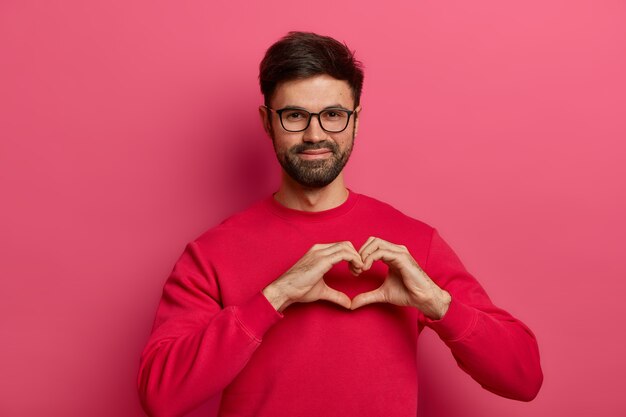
137 241 283 417
137 240 363 417
421 228 544 401
350 231 543 401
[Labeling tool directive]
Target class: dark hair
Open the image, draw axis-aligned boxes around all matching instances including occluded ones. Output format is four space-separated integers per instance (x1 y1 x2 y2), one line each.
259 31 364 107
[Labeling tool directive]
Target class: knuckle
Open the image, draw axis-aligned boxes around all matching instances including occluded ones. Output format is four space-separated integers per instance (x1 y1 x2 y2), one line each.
328 252 340 263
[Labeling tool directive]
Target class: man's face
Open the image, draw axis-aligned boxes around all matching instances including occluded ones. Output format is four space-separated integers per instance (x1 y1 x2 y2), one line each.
260 74 360 188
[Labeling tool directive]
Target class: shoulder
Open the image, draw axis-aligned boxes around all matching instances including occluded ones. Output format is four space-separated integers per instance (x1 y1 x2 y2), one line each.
356 191 434 231
192 197 271 248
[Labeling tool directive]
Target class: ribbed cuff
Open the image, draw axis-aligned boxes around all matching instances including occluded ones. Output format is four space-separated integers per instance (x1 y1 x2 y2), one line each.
422 296 478 342
233 291 284 341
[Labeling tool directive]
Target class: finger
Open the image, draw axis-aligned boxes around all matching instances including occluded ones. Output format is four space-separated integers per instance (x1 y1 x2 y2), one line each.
319 283 352 309
350 287 386 310
359 237 397 264
358 236 377 258
314 242 361 265
344 240 358 252
349 261 364 275
362 247 404 270
344 241 366 274
322 241 358 256
324 244 365 269
342 241 364 271
310 242 341 252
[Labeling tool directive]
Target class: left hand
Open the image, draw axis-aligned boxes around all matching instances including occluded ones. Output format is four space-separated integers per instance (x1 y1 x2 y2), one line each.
350 237 451 320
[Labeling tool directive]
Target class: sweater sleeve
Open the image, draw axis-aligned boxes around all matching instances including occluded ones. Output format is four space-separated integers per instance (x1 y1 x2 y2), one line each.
137 241 284 417
420 228 543 401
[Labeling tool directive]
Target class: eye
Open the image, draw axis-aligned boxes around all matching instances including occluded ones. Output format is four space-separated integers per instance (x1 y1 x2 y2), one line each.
284 110 306 120
322 110 347 120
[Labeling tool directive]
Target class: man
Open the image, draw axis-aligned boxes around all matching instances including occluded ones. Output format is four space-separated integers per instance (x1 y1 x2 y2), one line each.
138 31 543 417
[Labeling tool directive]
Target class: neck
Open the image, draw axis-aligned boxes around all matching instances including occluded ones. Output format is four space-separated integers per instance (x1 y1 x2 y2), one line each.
273 173 349 212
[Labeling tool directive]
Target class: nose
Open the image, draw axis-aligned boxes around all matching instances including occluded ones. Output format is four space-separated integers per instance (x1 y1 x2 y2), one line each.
302 114 326 142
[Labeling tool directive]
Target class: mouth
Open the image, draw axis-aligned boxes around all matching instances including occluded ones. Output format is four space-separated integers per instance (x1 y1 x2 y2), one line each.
298 149 333 160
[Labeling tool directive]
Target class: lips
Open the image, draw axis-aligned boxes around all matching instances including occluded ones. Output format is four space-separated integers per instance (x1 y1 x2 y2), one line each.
300 149 332 155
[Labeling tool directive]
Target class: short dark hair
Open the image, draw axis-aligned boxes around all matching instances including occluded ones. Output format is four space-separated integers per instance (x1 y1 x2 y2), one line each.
259 31 364 107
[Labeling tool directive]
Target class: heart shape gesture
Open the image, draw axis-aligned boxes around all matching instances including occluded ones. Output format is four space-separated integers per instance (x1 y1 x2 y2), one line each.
350 237 451 320
262 238 451 320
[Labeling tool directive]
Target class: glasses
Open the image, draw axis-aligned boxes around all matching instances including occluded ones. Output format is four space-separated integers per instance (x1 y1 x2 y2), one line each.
265 106 356 133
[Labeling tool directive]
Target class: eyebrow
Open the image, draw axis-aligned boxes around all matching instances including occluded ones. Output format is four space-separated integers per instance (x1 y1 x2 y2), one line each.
281 104 351 111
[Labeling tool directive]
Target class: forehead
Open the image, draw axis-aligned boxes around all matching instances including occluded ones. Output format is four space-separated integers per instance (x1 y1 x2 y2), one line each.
271 74 353 109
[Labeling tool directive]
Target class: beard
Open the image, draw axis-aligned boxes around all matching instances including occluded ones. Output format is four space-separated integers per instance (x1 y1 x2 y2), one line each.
271 126 355 188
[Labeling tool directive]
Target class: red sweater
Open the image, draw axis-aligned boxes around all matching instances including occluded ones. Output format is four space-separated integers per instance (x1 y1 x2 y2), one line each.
137 188 543 417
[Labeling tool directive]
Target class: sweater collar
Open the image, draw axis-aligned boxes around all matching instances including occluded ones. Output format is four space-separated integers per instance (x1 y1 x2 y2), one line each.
267 187 359 222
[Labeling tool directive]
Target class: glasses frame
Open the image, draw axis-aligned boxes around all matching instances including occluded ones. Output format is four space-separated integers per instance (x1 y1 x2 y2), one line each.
264 106 356 133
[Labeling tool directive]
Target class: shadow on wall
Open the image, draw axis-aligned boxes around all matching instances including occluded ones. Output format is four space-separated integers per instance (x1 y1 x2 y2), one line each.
195 92 279 225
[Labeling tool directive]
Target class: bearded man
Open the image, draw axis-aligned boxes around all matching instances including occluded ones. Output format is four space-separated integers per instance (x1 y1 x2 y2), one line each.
138 31 543 417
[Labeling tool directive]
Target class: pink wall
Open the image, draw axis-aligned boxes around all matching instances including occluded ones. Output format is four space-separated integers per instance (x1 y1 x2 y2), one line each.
1 1 624 416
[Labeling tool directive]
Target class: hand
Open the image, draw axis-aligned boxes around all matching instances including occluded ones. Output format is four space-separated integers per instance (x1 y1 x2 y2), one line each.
263 242 365 312
351 237 451 320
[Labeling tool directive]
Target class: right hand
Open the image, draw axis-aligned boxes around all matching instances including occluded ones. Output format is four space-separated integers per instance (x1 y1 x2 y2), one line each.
262 241 365 312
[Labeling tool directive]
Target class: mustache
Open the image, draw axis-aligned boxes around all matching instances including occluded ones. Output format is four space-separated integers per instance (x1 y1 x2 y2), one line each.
291 141 337 154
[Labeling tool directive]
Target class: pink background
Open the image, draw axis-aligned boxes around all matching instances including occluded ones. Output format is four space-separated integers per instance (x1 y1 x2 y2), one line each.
1 1 625 416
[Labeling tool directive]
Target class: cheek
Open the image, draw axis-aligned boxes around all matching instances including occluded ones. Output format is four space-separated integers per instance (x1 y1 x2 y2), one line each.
337 133 354 148
272 134 301 152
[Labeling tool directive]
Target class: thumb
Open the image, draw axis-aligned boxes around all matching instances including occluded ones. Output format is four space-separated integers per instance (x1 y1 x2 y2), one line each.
319 283 352 309
350 287 386 310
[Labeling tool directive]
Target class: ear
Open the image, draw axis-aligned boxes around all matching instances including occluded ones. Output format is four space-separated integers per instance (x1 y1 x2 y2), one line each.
354 105 362 137
258 105 272 137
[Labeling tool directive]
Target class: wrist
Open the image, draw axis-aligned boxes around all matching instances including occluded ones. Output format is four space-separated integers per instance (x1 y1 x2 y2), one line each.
420 288 451 320
437 289 452 319
262 282 291 312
